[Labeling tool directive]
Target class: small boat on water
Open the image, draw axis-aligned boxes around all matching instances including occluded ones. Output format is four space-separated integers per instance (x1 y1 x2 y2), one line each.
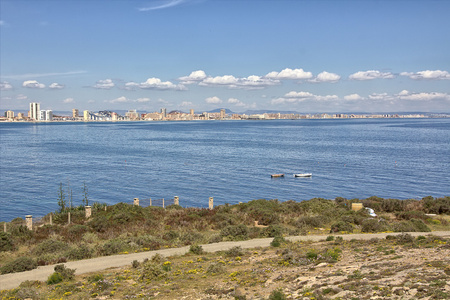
271 174 285 178
293 173 312 177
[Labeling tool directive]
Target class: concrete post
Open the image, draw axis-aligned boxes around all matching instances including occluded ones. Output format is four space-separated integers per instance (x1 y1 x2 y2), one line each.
3 222 6 233
209 197 214 210
85 206 92 219
49 213 53 225
163 198 165 208
134 198 139 206
25 215 32 231
174 196 179 206
149 198 152 207
68 212 71 225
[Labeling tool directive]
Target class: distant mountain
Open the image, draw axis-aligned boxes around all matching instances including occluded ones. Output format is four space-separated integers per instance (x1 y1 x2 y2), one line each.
207 108 235 114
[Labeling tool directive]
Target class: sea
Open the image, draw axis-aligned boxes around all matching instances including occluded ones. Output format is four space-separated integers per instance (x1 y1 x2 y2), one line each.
1 118 449 222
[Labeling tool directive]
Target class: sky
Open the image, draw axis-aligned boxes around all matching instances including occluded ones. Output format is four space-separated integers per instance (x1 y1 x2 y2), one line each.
1 0 450 114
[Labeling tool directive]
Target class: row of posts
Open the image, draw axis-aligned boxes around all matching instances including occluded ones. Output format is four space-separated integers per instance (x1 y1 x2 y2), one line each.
133 196 214 210
6 197 215 232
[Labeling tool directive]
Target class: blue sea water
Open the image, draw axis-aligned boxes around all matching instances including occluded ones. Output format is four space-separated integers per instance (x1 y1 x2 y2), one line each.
1 118 449 221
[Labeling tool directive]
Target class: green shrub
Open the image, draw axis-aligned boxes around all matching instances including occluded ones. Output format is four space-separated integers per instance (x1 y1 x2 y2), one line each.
393 220 431 232
46 272 63 285
306 249 318 260
180 231 203 245
330 221 353 233
65 244 92 260
395 210 428 221
162 230 179 241
132 260 140 268
100 239 128 255
270 236 286 247
326 235 335 241
208 234 222 243
0 257 38 274
264 224 285 237
87 273 104 283
140 261 163 281
422 196 450 214
220 224 249 241
294 216 325 229
189 244 204 255
0 232 14 252
54 264 75 280
361 219 389 233
224 246 244 257
65 224 90 242
240 199 281 225
33 239 68 256
268 288 287 300
395 233 414 244
206 262 226 274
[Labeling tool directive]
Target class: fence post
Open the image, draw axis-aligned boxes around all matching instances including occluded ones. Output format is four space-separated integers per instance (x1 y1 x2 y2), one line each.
134 198 140 206
163 198 165 208
68 212 71 225
49 213 53 225
174 196 179 206
85 206 92 219
3 222 6 233
26 215 33 231
149 198 152 207
209 197 214 210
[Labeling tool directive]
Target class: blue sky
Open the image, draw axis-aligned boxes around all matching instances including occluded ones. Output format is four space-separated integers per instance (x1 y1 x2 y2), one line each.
1 0 450 113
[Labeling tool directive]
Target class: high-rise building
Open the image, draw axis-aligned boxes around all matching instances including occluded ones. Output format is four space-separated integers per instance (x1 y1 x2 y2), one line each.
72 109 79 118
29 102 40 120
5 110 14 119
40 110 53 121
83 110 90 121
161 108 167 119
220 109 226 119
190 109 194 115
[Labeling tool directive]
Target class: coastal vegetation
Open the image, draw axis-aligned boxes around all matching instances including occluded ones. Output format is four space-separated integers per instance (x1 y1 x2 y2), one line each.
1 196 449 276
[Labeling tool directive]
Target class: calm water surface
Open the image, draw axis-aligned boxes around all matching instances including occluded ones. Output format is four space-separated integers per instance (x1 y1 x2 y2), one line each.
1 119 449 221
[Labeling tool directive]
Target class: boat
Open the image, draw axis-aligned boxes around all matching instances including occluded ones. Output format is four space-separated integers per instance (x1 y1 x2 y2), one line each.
293 173 312 177
271 174 285 178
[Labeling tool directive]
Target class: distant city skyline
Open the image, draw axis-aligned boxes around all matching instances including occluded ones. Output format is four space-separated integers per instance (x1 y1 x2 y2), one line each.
1 0 449 113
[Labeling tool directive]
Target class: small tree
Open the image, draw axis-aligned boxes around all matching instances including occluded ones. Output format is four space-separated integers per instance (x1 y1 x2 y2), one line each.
57 182 66 212
67 179 73 209
82 181 89 206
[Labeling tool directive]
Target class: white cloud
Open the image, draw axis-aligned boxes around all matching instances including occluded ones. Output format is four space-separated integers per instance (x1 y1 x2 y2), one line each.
265 68 313 80
272 91 338 104
205 96 222 104
109 96 130 103
344 94 362 101
180 101 193 107
94 79 115 89
16 94 28 100
400 70 450 80
134 78 186 90
349 70 394 80
397 90 450 101
199 74 278 89
309 71 341 83
49 82 65 89
228 98 245 107
179 70 207 84
368 93 390 100
23 80 46 89
139 0 185 11
0 81 13 90
3 70 87 80
136 98 151 103
285 91 314 98
63 98 74 103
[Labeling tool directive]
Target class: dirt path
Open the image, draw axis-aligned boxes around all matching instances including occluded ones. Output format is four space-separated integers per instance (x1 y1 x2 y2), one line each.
1 231 449 290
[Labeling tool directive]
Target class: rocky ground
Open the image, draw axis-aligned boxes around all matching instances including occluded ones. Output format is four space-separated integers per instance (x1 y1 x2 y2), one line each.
1 233 449 299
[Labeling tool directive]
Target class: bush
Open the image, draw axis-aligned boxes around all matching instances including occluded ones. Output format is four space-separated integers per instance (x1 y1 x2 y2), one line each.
393 219 431 232
294 216 325 229
330 221 353 233
206 262 226 274
54 264 75 280
33 239 68 256
361 219 389 233
395 210 428 221
100 239 128 256
264 224 286 237
269 288 287 300
0 232 14 252
0 257 37 274
180 231 203 245
270 236 285 247
139 261 163 281
47 272 63 285
422 196 450 214
220 224 249 241
65 244 92 260
189 244 204 255
224 246 244 257
65 224 90 242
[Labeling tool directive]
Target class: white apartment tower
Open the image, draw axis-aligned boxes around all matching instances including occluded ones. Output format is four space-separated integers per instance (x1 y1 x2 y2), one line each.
29 102 41 121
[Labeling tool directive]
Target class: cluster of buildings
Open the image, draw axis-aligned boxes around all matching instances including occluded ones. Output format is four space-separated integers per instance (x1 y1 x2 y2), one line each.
1 103 428 122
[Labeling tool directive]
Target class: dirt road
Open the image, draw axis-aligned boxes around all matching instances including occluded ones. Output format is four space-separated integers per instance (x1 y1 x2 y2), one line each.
1 231 449 290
